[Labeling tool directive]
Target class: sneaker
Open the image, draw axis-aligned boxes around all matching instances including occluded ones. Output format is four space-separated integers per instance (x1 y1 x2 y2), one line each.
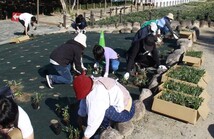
46 75 54 89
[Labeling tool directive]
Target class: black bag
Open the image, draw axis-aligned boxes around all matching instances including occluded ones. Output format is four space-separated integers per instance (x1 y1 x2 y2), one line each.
0 86 14 99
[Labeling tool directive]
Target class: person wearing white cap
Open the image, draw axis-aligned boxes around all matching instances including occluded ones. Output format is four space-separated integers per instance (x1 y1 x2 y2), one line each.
46 33 87 88
132 22 158 43
156 13 178 39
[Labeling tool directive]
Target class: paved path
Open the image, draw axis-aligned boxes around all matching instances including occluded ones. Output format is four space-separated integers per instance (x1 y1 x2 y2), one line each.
0 14 75 44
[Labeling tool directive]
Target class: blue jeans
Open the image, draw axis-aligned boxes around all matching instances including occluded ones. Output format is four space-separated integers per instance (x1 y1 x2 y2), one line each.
110 59 120 72
51 64 73 84
101 102 135 128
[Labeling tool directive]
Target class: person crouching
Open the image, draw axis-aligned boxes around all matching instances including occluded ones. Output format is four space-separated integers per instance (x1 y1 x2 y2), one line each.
73 75 135 139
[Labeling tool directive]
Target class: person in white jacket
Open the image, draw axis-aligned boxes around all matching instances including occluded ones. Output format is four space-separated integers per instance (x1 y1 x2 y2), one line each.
18 13 37 35
73 75 135 139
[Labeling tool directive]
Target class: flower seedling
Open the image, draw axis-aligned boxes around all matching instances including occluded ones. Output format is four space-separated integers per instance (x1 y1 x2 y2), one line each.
163 80 203 96
167 66 205 84
159 90 203 110
31 93 43 110
62 106 70 126
55 104 62 116
185 51 203 58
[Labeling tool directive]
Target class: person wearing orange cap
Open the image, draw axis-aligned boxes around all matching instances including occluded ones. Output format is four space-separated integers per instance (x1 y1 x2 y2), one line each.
73 75 135 139
46 33 87 89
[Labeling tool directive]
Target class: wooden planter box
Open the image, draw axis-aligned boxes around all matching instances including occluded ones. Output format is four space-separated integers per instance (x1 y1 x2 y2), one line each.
161 65 208 88
182 55 202 67
179 30 196 42
152 91 209 124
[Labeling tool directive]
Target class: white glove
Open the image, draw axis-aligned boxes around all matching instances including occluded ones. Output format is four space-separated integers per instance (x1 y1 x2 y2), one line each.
93 62 99 68
123 72 130 80
173 33 179 39
158 65 167 70
82 66 87 71
104 73 108 77
157 37 162 43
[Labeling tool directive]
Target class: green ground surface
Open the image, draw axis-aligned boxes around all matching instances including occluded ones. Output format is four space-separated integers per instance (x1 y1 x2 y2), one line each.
0 32 174 139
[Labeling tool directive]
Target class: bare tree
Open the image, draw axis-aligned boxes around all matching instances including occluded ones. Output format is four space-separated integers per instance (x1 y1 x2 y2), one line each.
60 0 68 14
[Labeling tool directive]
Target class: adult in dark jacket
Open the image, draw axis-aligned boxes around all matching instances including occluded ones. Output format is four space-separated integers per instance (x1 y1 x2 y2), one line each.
124 34 160 80
156 13 178 39
46 33 87 88
132 22 158 43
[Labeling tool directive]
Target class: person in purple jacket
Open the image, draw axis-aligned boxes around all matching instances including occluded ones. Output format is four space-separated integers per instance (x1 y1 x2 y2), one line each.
93 44 120 77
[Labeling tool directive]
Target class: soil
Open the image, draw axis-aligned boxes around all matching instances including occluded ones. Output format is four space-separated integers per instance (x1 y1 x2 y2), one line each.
126 27 214 139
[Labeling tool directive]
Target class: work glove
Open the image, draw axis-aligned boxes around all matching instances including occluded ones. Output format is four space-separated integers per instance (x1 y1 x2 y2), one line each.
123 72 130 80
103 72 108 77
81 66 87 71
157 65 168 74
173 33 179 39
93 62 99 69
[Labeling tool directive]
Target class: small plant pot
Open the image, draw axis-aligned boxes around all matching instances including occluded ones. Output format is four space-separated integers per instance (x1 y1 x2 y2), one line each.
50 119 62 135
31 102 40 110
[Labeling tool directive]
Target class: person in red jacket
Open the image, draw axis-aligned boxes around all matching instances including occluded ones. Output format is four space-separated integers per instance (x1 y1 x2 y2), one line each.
46 33 87 88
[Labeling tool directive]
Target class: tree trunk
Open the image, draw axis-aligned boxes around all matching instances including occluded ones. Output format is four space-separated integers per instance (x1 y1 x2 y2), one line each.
71 0 76 11
60 0 68 14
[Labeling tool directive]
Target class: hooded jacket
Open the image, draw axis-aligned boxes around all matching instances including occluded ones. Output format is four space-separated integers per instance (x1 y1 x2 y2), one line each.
50 39 84 73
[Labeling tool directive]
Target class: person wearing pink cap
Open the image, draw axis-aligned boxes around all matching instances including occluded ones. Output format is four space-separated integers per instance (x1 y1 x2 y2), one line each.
73 75 135 139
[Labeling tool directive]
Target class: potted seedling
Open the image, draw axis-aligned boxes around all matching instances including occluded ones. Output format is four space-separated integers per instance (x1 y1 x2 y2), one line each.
63 125 74 139
50 119 62 135
73 128 80 139
62 106 70 126
5 80 23 97
63 125 80 139
31 93 43 110
55 104 62 116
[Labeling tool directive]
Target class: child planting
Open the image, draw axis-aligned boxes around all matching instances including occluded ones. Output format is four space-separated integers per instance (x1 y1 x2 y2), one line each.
93 44 120 77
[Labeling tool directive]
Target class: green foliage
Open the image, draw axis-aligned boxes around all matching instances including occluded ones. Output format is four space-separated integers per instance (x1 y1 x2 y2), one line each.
159 90 204 110
95 1 214 25
4 80 23 97
133 64 148 87
163 80 203 96
62 106 70 120
185 51 203 58
31 93 43 103
63 125 80 139
167 66 205 84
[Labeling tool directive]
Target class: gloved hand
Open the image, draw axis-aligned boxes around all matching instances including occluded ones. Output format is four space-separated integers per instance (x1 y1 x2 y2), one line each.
103 73 108 77
82 66 87 71
123 72 130 80
173 33 179 39
157 65 168 74
93 62 99 69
